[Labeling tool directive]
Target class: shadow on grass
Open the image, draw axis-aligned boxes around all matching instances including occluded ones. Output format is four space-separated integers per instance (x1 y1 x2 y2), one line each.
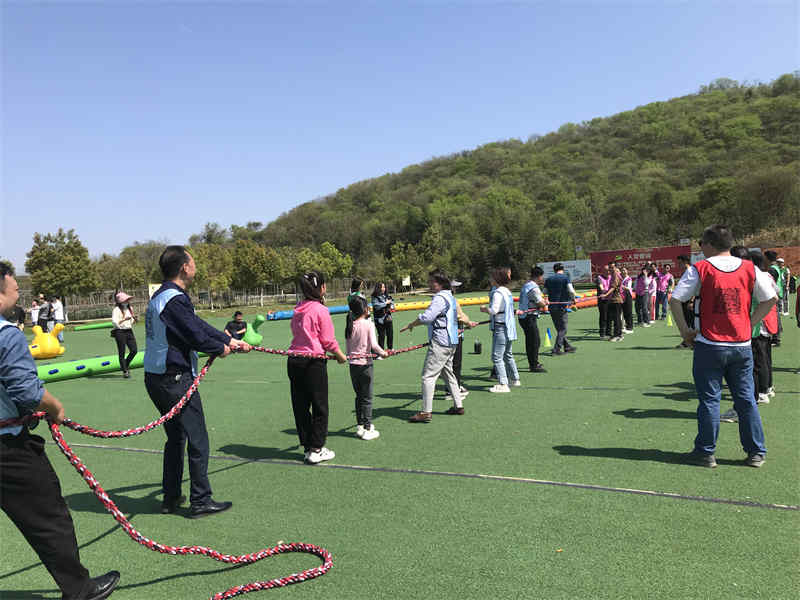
219 443 301 461
772 366 799 373
643 382 696 402
553 445 746 467
617 346 675 351
3 558 259 598
613 408 696 419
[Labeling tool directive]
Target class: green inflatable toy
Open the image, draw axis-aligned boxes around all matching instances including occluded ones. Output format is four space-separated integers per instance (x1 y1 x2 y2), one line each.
242 314 266 346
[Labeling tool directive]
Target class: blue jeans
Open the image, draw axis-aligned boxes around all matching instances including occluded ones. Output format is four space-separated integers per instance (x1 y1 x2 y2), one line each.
692 342 766 456
491 323 519 385
655 291 668 319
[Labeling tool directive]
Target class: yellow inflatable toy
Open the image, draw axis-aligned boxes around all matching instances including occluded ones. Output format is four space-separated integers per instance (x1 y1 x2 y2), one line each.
29 324 66 359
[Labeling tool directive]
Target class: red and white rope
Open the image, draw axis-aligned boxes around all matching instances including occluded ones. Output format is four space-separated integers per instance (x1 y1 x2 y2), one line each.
1 357 332 599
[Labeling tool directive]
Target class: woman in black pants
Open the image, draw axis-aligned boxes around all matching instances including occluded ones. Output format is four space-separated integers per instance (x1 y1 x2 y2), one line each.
371 282 394 351
111 291 138 378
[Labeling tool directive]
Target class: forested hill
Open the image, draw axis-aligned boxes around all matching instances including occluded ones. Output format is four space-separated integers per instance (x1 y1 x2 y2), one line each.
252 75 799 285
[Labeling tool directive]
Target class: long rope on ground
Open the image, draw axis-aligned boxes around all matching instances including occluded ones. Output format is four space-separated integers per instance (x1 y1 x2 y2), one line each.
0 357 332 600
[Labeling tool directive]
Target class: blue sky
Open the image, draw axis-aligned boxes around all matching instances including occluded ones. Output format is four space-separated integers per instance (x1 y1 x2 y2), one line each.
2 1 798 272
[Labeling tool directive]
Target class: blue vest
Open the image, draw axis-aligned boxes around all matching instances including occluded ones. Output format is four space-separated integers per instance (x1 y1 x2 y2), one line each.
518 280 534 319
428 290 460 346
144 288 198 376
489 287 518 340
0 319 24 435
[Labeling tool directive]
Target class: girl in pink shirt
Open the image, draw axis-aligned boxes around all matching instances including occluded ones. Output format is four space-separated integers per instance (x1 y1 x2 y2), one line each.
345 296 388 441
288 271 347 465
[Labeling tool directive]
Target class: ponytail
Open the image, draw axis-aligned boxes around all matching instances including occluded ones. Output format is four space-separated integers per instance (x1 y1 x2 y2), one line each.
345 295 368 339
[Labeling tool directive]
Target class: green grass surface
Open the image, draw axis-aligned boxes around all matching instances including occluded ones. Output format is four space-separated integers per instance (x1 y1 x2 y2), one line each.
3 302 799 599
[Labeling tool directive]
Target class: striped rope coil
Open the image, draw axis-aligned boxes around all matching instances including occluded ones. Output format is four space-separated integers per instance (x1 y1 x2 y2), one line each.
1 357 332 599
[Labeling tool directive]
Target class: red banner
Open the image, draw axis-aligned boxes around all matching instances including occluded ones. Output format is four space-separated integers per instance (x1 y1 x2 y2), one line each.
590 245 691 278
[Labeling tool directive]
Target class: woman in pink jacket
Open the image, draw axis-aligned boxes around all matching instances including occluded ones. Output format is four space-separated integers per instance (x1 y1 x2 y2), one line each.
287 271 347 465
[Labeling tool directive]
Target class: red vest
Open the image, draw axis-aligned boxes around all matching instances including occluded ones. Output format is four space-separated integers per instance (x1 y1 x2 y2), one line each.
694 259 755 343
762 303 779 336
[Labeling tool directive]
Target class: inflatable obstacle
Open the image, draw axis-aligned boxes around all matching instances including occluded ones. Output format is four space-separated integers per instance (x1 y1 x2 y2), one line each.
74 321 114 331
36 349 218 384
37 352 142 383
264 289 599 321
29 324 66 359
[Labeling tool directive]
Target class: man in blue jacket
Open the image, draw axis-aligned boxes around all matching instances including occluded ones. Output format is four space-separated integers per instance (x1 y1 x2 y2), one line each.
544 263 577 356
1 261 120 600
144 246 251 518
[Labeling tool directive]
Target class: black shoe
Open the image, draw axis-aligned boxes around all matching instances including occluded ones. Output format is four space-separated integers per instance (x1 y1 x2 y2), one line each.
564 346 577 353
683 450 717 468
122 371 130 379
161 494 186 514
551 349 564 356
76 570 120 600
189 499 232 519
531 364 547 373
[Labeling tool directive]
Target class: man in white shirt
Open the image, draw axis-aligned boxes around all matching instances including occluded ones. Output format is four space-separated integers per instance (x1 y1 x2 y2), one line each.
51 296 65 342
669 225 777 469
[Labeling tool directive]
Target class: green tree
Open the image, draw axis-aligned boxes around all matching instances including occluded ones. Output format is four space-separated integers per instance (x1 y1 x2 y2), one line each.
25 229 99 296
93 252 147 290
189 243 233 291
188 222 230 246
317 241 353 278
231 239 270 289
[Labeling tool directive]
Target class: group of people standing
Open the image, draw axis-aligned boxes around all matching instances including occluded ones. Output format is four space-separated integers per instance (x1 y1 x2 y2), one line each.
595 261 675 341
30 294 66 342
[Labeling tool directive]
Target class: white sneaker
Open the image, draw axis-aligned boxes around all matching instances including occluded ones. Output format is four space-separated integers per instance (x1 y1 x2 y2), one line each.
511 380 521 387
610 336 623 342
460 386 469 396
623 328 634 334
306 447 335 464
361 425 380 441
767 387 775 398
756 393 770 405
642 323 652 328
356 425 366 439
489 384 511 393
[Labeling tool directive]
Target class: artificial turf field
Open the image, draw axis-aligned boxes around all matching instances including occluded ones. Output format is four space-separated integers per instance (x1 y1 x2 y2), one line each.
2 298 798 600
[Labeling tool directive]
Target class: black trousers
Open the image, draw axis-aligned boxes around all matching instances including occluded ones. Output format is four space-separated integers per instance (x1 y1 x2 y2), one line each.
622 295 634 330
349 364 374 427
1 431 91 599
751 336 772 394
608 302 623 337
375 319 394 349
145 371 212 506
520 316 541 369
287 357 329 451
112 329 138 372
598 299 610 336
549 306 572 352
453 337 463 387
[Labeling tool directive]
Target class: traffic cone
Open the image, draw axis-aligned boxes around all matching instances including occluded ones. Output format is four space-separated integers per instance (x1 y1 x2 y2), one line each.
545 328 553 348
667 312 673 327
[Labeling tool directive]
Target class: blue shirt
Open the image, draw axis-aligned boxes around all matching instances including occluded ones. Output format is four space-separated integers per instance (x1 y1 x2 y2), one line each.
146 282 230 373
544 272 572 304
0 317 45 435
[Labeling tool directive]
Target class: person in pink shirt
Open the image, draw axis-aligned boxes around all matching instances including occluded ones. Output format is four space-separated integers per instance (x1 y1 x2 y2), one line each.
345 296 388 441
634 267 653 327
288 271 347 464
655 264 674 320
648 267 658 322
